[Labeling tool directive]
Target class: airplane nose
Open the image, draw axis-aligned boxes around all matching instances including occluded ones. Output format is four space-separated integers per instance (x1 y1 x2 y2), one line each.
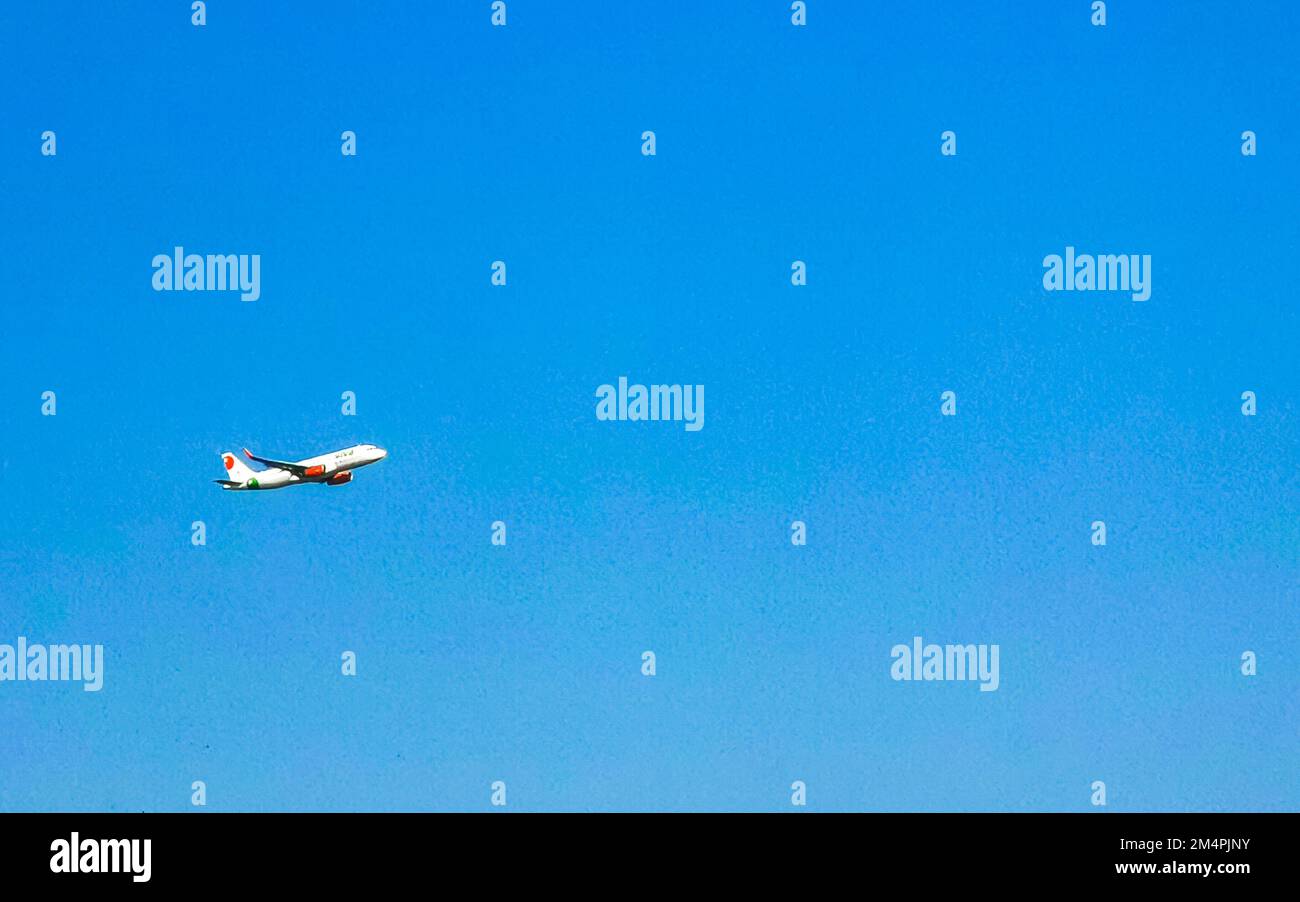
378 447 388 459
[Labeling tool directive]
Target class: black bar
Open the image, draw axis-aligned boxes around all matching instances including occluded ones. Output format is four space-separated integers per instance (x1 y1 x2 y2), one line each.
0 812 1288 888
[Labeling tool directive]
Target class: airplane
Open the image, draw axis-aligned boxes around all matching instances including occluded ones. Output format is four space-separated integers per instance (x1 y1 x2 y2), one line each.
214 444 387 490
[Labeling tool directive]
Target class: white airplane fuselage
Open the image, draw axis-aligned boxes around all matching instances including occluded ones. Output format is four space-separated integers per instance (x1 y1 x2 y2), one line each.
217 444 387 490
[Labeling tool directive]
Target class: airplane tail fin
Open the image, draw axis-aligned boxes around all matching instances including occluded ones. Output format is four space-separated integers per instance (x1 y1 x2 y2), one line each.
220 451 255 483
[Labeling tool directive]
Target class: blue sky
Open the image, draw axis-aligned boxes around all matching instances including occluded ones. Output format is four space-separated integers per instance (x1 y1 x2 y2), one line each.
1 1 1296 811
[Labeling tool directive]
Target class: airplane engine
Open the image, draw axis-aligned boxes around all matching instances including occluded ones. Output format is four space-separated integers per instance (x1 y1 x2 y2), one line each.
326 471 352 486
303 465 326 477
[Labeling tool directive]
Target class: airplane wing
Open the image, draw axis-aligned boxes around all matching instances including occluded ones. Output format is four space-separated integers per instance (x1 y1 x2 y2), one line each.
242 448 310 475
